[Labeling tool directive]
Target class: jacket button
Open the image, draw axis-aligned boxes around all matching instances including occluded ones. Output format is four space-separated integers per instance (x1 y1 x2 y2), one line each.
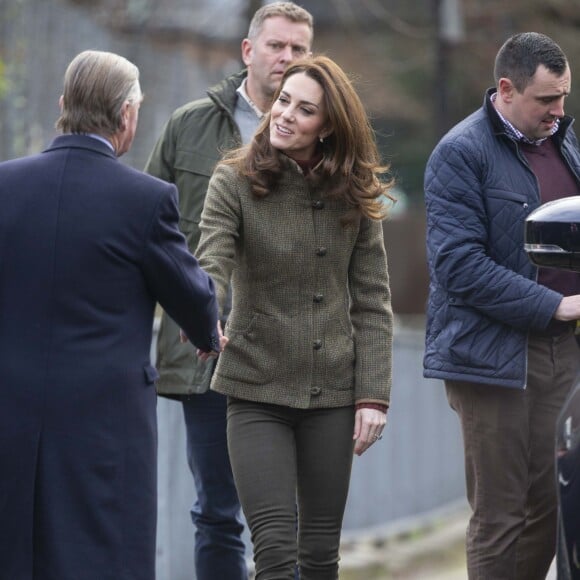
316 247 327 256
310 386 322 396
313 339 322 350
312 200 325 209
313 293 324 303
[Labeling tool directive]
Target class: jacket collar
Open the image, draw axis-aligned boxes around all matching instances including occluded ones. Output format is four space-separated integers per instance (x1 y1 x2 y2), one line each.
207 69 248 117
43 134 118 160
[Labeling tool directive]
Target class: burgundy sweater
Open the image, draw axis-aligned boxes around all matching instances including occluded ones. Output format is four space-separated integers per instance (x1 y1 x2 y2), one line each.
520 137 580 332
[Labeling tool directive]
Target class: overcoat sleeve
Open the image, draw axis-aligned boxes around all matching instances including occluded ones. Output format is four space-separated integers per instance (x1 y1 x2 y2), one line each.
142 183 219 352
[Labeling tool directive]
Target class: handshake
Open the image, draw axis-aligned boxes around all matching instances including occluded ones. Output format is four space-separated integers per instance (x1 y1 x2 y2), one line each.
180 322 228 360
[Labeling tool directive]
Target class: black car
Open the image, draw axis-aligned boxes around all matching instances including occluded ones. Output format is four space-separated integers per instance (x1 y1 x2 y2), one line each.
526 198 580 580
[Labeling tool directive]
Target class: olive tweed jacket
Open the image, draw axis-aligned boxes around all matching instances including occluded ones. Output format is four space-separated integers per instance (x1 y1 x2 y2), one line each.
196 160 393 409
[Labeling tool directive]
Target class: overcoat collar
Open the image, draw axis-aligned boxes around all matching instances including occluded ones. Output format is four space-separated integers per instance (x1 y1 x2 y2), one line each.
44 134 118 160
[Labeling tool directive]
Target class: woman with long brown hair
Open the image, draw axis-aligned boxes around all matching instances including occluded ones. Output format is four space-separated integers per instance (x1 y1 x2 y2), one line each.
196 55 394 579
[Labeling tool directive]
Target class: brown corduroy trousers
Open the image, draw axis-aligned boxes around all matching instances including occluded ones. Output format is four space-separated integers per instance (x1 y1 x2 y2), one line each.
446 329 579 580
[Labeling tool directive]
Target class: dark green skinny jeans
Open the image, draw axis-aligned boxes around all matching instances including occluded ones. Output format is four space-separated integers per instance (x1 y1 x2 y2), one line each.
226 398 355 580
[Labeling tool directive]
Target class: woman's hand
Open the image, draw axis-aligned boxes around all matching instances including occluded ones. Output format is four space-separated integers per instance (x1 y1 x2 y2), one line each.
353 407 386 456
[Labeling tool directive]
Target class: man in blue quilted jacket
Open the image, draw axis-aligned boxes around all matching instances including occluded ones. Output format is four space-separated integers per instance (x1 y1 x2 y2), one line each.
424 32 580 579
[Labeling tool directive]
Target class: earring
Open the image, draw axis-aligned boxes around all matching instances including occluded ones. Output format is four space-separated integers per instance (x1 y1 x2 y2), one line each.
319 136 324 143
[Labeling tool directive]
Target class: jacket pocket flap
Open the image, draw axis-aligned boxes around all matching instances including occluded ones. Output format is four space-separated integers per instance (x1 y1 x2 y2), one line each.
486 188 528 203
175 149 218 177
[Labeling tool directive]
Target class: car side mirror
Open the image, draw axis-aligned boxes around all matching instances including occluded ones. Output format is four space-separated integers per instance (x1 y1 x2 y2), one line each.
525 197 580 272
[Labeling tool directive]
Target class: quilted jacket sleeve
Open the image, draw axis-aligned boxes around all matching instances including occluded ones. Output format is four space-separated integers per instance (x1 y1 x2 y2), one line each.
425 138 562 332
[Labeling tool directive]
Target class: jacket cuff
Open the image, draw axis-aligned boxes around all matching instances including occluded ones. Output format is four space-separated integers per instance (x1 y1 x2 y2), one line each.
355 401 389 413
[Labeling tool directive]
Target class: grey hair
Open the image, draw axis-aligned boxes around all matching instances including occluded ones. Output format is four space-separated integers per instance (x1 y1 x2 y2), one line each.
56 50 142 136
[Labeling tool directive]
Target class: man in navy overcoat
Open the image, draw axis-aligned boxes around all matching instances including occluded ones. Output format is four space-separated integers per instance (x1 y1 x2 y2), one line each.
0 50 220 580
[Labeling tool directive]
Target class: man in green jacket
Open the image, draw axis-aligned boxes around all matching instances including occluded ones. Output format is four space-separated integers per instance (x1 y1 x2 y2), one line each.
144 3 313 578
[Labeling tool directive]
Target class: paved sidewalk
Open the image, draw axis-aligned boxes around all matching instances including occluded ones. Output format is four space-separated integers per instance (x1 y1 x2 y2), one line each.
340 508 468 579
340 507 558 579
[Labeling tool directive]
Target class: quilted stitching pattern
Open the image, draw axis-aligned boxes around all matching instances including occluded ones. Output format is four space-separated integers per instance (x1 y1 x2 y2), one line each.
423 93 580 388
